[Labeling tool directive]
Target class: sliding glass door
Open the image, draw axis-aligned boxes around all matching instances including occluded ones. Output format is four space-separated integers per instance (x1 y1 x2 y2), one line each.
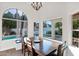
34 20 39 41
43 20 52 39
43 19 62 41
72 13 79 47
54 21 62 41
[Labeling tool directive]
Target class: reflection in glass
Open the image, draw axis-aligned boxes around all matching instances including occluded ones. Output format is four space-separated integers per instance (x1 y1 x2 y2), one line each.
55 21 62 41
72 17 79 47
43 20 52 38
3 8 27 20
2 8 28 40
34 20 39 41
2 19 16 35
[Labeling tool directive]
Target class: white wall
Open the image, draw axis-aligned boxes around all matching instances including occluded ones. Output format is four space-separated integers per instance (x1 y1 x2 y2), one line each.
63 2 79 45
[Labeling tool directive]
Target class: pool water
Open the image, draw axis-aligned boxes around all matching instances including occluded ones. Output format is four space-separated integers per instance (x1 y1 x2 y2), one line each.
3 35 17 40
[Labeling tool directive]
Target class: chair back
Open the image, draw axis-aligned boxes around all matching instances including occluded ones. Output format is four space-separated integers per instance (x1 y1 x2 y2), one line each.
57 44 66 56
32 47 38 56
26 38 32 50
22 37 28 55
26 38 38 56
24 37 27 43
26 38 34 55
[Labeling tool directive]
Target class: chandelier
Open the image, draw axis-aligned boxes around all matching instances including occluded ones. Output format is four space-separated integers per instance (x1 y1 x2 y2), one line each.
31 2 42 11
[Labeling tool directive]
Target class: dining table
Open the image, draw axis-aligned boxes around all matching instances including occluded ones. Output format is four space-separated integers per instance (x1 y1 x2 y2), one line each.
33 39 56 56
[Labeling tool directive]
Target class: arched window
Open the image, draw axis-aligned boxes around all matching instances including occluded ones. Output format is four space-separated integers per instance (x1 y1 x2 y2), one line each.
2 8 28 40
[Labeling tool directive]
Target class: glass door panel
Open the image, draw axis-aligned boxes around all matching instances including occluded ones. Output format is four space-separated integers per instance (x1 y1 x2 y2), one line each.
34 20 39 41
43 20 52 39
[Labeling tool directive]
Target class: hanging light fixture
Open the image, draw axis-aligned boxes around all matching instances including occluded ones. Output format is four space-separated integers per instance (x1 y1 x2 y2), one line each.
31 2 42 11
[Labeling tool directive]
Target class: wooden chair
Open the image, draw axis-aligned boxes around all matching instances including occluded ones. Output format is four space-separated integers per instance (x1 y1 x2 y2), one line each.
30 37 42 43
46 44 65 56
32 47 39 56
73 38 79 47
26 38 38 56
57 44 64 56
22 37 28 56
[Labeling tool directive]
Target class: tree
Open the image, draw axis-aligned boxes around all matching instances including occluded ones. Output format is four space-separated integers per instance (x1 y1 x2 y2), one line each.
55 22 62 35
73 19 79 38
3 11 13 18
43 22 47 27
3 19 16 29
20 14 27 20
2 19 16 35
73 19 79 29
55 22 62 29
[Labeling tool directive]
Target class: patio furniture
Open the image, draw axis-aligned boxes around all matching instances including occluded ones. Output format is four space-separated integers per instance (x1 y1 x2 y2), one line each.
73 38 79 47
26 38 38 56
30 37 42 43
46 44 66 56
22 37 28 56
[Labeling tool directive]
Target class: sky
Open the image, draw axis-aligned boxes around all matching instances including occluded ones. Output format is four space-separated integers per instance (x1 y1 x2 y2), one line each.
34 20 52 25
45 20 52 25
5 8 23 16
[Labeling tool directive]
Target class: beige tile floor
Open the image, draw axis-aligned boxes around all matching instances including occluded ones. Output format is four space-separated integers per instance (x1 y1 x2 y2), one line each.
0 48 28 56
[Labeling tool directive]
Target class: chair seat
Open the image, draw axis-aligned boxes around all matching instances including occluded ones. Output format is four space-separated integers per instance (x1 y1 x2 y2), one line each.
46 49 57 56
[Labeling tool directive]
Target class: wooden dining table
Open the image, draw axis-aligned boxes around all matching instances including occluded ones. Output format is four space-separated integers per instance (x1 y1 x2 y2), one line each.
33 39 56 56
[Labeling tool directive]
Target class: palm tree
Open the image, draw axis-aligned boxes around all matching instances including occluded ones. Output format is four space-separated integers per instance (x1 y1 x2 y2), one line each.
55 22 62 35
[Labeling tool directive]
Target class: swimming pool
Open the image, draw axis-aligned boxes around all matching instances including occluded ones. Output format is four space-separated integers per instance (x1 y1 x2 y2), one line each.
2 35 17 40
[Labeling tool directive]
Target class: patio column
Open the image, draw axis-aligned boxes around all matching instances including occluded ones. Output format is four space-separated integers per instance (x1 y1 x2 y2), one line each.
0 16 2 41
0 9 3 41
39 20 43 39
52 20 55 39
28 18 33 38
62 15 72 45
17 21 21 37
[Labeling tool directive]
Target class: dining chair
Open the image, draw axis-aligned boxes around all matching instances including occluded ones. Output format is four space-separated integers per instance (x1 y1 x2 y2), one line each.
32 47 39 56
22 37 28 56
46 44 65 56
73 38 79 47
57 44 64 56
30 37 41 44
26 38 38 56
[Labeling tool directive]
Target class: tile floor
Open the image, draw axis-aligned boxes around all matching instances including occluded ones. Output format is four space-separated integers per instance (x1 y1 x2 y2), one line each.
0 48 28 56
